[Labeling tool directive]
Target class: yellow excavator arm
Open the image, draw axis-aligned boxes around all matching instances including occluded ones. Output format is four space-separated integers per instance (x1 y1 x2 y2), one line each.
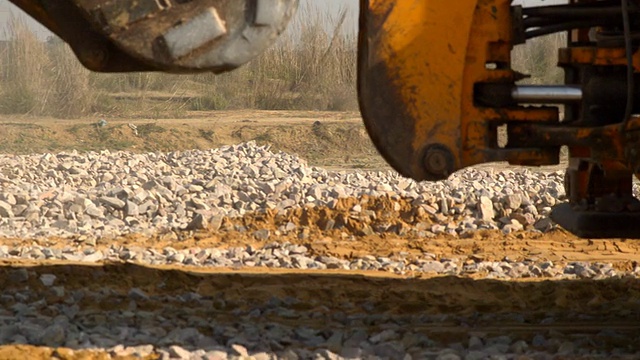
8 0 640 238
358 0 559 182
359 0 640 238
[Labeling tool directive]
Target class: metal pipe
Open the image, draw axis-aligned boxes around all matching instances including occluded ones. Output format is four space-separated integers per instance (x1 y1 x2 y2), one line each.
511 85 583 104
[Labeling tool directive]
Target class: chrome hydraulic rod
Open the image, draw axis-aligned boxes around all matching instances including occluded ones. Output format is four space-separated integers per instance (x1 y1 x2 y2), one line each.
511 85 583 103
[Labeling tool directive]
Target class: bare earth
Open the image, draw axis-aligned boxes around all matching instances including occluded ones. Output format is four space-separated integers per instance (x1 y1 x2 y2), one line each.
0 110 387 171
1 112 637 359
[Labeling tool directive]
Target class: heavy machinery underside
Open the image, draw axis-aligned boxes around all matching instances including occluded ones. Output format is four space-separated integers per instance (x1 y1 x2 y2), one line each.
9 0 640 238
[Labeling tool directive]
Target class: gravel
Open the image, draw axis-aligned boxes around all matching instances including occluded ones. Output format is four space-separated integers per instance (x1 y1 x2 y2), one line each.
1 142 639 359
1 271 639 360
0 242 635 280
0 141 572 240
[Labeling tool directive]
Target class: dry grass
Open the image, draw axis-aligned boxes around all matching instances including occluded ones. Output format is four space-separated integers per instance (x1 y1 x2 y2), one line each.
0 5 357 119
0 7 565 119
512 33 566 85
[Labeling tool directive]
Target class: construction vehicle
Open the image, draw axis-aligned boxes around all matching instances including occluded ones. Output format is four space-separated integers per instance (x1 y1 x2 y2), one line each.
8 0 640 238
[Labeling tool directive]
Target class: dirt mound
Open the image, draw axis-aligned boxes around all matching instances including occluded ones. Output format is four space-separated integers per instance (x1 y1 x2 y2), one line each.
0 111 387 170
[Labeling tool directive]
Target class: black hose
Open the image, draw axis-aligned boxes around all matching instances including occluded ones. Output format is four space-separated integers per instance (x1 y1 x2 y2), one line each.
523 1 621 17
524 7 623 19
524 15 620 30
621 0 634 127
523 17 559 28
525 20 602 39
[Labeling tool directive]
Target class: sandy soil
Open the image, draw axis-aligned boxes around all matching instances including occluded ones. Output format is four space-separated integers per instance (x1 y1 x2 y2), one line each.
0 110 387 171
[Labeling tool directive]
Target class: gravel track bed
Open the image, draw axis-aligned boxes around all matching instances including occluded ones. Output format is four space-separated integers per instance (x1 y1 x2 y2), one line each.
1 142 640 359
1 263 640 360
0 243 637 280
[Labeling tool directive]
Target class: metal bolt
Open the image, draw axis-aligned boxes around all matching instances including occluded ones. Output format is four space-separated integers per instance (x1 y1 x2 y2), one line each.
77 43 110 72
161 7 227 60
423 145 454 180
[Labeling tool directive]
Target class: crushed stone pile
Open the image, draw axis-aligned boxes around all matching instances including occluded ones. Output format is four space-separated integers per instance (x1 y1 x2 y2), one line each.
0 141 575 240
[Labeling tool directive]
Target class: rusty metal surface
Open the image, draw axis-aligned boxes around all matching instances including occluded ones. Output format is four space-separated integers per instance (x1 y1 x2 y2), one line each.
551 203 640 238
10 0 158 72
357 0 640 237
357 0 422 180
75 0 298 73
357 0 564 181
10 0 298 73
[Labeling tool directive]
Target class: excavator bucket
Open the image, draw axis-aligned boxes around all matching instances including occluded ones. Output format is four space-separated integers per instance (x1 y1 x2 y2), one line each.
357 0 560 182
10 0 299 73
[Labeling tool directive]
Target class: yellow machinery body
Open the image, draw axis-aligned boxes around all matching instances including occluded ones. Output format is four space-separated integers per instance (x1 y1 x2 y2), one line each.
358 0 558 182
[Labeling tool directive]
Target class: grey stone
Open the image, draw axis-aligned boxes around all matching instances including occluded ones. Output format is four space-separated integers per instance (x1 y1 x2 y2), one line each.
465 351 487 360
128 288 149 301
39 274 56 287
369 329 397 343
83 250 104 262
100 196 126 209
125 201 140 216
478 196 495 221
340 347 364 359
436 353 461 360
186 213 208 230
504 194 522 209
203 350 228 360
324 330 343 351
373 341 406 359
422 261 445 273
230 344 249 357
534 218 554 232
85 206 104 218
510 340 529 354
558 341 576 355
254 229 270 240
468 335 484 350
9 269 29 283
531 334 547 348
0 201 13 218
163 327 203 346
168 345 192 359
40 323 66 347
131 345 154 357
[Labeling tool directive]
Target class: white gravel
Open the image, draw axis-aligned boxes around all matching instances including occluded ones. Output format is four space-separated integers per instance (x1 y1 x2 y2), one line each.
0 141 570 240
